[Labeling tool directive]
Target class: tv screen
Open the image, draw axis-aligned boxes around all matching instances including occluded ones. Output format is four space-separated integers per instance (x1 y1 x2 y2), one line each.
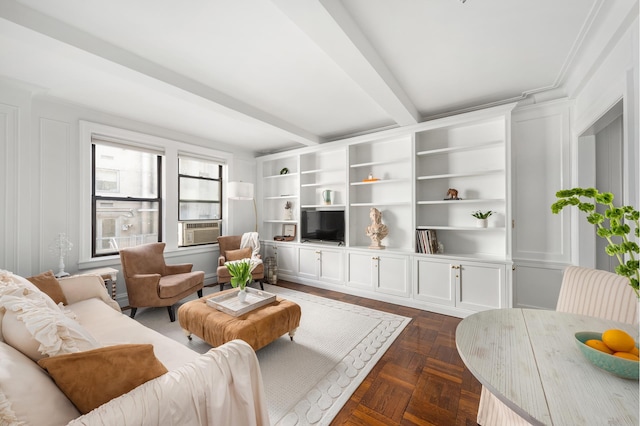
301 210 345 243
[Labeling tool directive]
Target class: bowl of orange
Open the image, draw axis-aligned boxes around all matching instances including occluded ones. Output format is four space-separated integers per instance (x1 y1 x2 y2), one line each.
575 329 639 380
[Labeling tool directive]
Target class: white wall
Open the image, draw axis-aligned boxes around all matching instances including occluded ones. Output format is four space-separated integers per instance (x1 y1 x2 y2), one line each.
570 12 639 266
0 80 257 305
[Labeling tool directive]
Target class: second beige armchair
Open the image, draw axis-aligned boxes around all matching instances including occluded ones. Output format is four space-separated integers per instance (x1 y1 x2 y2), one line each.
216 235 264 292
120 242 204 322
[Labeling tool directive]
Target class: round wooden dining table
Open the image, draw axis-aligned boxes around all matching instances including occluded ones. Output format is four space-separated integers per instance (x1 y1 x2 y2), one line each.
456 308 639 425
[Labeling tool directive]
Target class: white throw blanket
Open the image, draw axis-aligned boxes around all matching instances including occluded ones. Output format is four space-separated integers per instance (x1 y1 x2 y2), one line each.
68 340 269 426
240 232 263 272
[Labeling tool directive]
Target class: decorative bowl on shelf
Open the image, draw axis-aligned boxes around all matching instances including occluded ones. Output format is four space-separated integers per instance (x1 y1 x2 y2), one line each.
574 331 639 380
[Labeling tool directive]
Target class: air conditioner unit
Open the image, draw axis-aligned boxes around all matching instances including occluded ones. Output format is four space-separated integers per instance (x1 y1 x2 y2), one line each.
179 221 221 246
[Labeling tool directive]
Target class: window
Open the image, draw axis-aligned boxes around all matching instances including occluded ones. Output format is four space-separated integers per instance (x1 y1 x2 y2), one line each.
92 143 162 256
178 156 222 221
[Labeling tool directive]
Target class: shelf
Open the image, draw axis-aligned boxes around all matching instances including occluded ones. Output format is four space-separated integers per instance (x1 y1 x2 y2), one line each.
350 158 409 169
264 172 298 179
300 168 343 175
263 219 298 224
416 140 503 156
417 198 505 205
416 169 503 180
413 252 510 263
264 195 298 200
301 182 344 188
300 204 346 209
416 225 506 231
350 202 412 207
350 178 409 186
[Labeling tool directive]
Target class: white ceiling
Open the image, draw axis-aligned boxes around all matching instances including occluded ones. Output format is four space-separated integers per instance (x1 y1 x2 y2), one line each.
0 0 604 155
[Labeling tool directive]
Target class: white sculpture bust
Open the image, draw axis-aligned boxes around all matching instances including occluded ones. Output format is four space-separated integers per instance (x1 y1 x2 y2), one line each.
365 207 388 249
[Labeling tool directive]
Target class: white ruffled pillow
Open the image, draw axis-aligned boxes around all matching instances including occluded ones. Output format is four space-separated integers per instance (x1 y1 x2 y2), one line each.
0 270 99 361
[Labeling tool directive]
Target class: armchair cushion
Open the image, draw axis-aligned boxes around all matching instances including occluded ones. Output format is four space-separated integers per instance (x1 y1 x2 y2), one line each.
38 343 168 414
159 272 205 299
26 270 68 305
225 247 252 261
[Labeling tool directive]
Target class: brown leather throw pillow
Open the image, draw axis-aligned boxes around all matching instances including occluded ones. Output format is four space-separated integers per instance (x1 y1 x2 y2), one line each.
26 270 68 305
38 344 168 414
225 247 252 261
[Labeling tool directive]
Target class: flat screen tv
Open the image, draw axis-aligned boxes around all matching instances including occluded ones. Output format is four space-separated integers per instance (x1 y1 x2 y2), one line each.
301 210 345 243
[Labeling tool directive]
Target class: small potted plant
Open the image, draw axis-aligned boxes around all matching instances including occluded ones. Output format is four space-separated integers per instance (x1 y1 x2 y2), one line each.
224 258 252 302
472 210 493 228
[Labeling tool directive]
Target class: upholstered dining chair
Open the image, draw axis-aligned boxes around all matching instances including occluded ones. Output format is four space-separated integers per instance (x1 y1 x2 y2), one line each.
216 235 264 292
120 242 204 322
477 265 638 425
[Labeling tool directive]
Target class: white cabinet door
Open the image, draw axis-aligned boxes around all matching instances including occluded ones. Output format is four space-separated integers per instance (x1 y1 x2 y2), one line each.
318 248 344 285
414 258 455 306
263 242 297 277
457 262 505 312
376 253 410 297
276 244 297 276
346 252 374 290
298 246 344 285
347 251 409 296
297 246 318 280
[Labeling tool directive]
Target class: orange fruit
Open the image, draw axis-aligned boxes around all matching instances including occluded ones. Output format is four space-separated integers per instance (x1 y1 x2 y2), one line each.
585 339 614 354
613 352 639 361
630 347 639 357
602 329 636 352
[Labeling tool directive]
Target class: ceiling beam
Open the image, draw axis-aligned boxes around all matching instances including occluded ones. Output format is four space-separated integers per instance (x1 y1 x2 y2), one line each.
272 0 420 126
0 1 321 146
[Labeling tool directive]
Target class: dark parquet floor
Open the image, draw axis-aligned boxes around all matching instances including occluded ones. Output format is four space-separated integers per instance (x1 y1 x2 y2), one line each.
274 280 482 426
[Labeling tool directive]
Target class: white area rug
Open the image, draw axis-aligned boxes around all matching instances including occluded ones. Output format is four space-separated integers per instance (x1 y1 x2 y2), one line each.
135 284 411 426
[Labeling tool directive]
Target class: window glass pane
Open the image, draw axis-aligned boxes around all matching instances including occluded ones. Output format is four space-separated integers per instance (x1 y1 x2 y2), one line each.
179 202 220 220
95 168 119 192
95 145 158 198
95 200 159 255
179 177 219 201
179 157 220 178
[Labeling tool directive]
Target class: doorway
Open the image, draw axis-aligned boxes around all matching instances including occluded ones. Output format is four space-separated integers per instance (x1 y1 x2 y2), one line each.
577 100 624 272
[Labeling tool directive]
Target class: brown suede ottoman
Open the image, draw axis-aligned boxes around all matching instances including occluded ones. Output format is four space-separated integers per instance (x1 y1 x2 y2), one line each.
177 290 301 351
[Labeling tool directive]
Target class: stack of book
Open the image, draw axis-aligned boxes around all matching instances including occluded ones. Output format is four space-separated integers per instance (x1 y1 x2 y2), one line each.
416 229 438 254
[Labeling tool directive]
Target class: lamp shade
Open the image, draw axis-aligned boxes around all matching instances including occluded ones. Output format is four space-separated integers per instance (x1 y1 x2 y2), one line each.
228 181 254 200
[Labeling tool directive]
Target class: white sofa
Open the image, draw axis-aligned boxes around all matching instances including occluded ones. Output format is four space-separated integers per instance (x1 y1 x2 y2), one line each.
0 271 270 425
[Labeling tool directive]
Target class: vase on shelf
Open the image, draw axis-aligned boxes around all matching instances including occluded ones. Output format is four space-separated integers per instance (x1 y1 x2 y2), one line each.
476 218 488 228
322 189 332 205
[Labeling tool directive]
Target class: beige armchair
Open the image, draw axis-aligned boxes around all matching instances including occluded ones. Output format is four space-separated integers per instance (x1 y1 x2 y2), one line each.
216 235 264 292
120 242 204 322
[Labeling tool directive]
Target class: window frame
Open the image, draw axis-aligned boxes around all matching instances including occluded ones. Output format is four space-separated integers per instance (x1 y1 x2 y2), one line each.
177 158 223 222
91 143 163 257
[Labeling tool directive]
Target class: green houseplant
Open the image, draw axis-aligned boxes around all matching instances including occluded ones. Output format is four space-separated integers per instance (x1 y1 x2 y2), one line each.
472 210 492 228
224 258 252 301
551 187 639 298
471 210 493 219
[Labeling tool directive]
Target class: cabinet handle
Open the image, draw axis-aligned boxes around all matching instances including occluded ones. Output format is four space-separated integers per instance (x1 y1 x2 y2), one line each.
372 256 379 260
451 265 460 269
315 251 321 254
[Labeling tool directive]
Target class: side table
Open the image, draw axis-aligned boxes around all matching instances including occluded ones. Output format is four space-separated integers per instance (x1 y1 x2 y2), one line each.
79 267 119 300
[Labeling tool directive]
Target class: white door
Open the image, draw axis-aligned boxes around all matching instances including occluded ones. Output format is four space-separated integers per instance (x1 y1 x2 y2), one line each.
457 262 505 312
276 244 297 276
297 246 319 280
376 254 410 297
346 252 374 290
318 248 344 285
414 258 455 306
